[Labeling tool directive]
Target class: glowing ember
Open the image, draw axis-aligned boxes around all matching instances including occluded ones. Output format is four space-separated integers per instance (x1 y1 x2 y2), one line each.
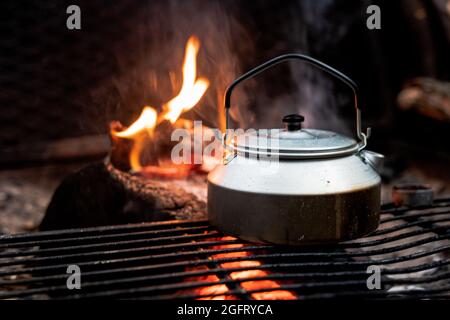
185 266 237 300
185 236 297 300
111 35 209 172
138 159 194 179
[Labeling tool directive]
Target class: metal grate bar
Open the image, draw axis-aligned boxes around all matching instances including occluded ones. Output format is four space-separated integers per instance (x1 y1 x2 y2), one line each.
3 258 448 290
1 241 448 282
2 249 449 300
49 271 450 300
0 233 448 277
1 199 450 299
1 224 448 268
0 225 215 250
0 220 208 244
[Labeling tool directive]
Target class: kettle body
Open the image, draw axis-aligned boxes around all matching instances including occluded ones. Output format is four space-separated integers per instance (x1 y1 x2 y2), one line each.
208 152 381 245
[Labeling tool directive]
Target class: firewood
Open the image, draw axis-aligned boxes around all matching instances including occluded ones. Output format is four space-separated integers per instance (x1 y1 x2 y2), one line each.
40 161 206 231
106 161 206 219
109 121 133 171
109 118 210 173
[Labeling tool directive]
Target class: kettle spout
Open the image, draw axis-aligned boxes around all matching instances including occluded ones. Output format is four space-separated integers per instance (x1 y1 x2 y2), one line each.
360 150 385 173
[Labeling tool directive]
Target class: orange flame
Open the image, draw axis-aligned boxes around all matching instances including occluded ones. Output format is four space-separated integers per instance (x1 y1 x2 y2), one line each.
111 36 209 171
163 36 209 123
113 106 157 138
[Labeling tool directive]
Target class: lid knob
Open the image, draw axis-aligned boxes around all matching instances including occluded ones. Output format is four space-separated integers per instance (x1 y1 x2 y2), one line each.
282 114 304 131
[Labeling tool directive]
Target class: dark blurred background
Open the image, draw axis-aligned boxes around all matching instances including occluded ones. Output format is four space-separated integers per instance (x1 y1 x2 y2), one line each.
1 0 450 233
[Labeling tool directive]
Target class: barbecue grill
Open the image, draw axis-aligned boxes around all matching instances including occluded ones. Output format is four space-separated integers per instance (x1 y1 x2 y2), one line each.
1 199 450 300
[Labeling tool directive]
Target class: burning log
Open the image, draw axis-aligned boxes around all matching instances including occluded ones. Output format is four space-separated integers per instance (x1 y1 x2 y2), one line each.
109 35 213 178
40 161 206 231
41 35 213 230
106 161 206 219
109 121 133 172
110 117 216 178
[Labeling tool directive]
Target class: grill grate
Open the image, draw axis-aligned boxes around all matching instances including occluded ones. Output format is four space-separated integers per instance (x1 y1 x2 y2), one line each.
1 199 450 300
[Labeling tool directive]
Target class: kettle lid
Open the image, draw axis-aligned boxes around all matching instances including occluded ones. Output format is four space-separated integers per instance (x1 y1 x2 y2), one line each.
231 114 359 159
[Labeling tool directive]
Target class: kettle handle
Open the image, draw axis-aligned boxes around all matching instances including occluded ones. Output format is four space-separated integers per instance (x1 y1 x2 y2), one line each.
223 53 370 149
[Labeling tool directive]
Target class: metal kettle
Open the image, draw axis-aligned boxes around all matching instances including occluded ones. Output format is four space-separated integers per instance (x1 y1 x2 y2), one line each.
207 54 384 245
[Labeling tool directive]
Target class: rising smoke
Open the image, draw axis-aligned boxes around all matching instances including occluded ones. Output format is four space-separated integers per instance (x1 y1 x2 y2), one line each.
106 0 356 135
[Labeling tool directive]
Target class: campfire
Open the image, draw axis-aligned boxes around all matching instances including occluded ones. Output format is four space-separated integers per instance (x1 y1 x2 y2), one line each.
105 44 299 296
110 35 214 179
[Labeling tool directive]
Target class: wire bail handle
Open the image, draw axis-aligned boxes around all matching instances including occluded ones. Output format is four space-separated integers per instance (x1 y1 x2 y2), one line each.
223 53 370 150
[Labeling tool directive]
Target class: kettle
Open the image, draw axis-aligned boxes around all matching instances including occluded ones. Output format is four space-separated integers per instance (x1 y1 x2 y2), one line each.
207 54 384 245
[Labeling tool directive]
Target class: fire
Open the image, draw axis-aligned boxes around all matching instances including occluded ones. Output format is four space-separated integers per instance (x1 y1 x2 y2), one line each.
185 237 297 300
111 36 209 171
113 107 157 138
163 37 209 123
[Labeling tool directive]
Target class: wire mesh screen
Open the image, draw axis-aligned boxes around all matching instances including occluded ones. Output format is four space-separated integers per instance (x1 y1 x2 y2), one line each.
1 200 449 300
